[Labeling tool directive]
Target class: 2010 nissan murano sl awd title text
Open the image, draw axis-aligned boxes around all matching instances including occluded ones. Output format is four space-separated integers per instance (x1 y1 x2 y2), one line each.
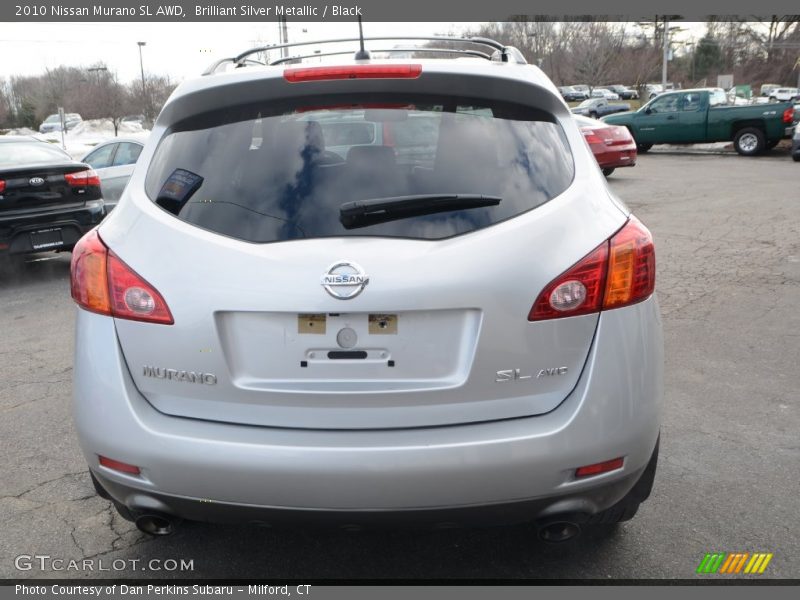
70 37 662 541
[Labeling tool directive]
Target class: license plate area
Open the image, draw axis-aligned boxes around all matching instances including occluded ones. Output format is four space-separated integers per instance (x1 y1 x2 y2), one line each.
30 228 64 250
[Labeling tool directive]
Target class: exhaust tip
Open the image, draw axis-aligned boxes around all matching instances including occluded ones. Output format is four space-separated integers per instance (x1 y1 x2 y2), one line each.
537 520 581 543
135 513 176 536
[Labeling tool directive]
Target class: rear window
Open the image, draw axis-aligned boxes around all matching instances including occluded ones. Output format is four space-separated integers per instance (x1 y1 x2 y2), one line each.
145 94 574 243
0 141 71 167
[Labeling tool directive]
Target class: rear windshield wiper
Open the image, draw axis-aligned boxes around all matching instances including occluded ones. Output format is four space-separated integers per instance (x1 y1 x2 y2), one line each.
339 194 502 230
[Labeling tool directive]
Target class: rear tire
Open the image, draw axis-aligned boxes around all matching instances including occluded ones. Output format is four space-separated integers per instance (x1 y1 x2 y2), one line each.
602 168 615 177
636 142 653 153
589 112 598 119
793 153 800 162
733 127 765 156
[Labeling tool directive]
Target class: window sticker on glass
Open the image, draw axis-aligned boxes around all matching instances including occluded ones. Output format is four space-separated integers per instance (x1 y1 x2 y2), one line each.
156 168 204 214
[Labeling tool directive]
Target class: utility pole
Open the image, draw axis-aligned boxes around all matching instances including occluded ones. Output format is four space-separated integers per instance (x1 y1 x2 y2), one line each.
137 42 147 119
661 16 669 89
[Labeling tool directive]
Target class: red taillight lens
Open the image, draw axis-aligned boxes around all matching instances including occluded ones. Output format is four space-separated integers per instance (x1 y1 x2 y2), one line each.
529 216 655 321
70 230 174 324
0 179 5 194
107 250 174 324
284 64 422 83
581 129 605 146
529 242 609 321
575 457 624 478
98 455 141 475
783 106 794 124
65 168 101 187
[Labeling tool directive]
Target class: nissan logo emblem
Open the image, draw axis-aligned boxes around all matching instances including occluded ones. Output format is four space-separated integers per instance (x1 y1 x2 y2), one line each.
321 261 369 300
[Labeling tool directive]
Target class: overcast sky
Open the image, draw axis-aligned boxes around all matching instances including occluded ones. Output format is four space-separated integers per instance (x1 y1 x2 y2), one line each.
1 22 476 84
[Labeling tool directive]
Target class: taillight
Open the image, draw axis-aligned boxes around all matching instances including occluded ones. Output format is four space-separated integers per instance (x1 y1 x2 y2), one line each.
783 106 794 124
284 64 422 83
65 168 101 187
529 216 655 321
581 129 605 146
529 243 608 321
0 179 5 194
70 230 174 324
603 217 656 309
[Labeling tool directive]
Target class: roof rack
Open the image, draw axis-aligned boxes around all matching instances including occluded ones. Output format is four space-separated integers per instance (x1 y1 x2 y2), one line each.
203 36 526 75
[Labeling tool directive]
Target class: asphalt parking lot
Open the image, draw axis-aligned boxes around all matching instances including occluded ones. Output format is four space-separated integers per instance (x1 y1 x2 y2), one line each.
1 151 798 580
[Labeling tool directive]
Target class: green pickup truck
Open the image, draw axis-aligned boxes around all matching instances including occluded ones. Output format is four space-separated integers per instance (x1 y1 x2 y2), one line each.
603 88 796 156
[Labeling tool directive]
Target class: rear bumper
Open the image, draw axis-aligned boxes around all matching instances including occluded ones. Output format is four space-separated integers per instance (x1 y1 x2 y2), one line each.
596 148 637 169
0 203 104 254
73 296 663 520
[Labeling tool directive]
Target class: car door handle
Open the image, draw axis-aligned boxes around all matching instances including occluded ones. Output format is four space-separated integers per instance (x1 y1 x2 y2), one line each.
666 115 677 120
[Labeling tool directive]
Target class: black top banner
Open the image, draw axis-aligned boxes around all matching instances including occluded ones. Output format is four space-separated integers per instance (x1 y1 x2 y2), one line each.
4 0 800 21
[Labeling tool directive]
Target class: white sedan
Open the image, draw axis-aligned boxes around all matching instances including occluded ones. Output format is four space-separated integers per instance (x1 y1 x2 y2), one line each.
591 88 620 100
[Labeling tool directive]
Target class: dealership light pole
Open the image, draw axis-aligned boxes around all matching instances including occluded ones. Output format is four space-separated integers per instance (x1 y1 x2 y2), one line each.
137 42 147 120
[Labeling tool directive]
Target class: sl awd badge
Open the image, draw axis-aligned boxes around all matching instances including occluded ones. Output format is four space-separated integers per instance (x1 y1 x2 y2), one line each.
496 367 568 382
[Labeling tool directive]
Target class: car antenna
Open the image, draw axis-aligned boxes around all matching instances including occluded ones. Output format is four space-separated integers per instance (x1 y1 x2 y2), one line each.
354 15 371 60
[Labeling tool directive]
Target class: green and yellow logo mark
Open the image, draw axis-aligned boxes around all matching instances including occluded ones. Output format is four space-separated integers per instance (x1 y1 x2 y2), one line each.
697 552 773 575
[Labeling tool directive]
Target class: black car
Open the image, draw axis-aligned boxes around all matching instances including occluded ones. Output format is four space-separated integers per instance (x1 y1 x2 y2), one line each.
0 137 105 256
606 85 639 100
558 86 589 102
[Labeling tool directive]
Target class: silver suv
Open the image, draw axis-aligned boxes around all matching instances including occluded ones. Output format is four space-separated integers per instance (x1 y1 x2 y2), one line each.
71 37 662 541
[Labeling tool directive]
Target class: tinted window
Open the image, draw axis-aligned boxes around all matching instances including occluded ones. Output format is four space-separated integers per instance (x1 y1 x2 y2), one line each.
145 95 574 243
0 142 72 167
649 95 679 113
84 144 116 169
681 93 703 111
112 142 143 166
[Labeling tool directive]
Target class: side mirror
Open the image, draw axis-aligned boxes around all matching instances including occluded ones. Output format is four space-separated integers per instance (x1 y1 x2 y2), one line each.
644 107 652 115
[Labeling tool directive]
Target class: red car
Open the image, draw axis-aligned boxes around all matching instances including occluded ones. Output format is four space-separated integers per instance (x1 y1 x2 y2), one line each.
575 115 637 177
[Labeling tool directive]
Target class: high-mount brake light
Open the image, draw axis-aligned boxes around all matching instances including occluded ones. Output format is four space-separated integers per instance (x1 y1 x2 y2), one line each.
284 64 422 83
70 230 174 324
529 216 655 321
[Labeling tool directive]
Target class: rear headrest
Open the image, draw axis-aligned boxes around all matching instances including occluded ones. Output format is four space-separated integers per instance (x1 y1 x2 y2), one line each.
346 145 396 171
265 120 325 156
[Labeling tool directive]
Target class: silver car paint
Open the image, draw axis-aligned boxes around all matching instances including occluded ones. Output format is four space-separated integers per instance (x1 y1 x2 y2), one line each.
74 295 661 510
73 58 662 515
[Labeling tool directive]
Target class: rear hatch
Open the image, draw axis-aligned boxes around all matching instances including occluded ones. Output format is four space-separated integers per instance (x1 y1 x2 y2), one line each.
104 64 626 430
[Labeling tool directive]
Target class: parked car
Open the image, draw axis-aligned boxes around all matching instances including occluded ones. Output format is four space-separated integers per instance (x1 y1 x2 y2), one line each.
603 88 796 155
645 84 663 99
0 136 104 256
760 83 781 97
71 46 662 539
591 88 620 101
575 115 637 176
558 86 589 101
571 98 631 118
38 113 83 133
606 85 639 100
571 84 591 96
769 87 800 102
792 124 800 162
81 138 144 210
